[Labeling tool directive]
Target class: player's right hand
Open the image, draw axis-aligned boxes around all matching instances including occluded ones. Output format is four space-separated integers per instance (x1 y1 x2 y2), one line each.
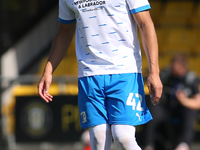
147 73 163 105
38 74 53 103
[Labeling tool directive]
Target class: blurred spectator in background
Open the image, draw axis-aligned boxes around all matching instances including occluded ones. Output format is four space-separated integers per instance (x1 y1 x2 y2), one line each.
81 130 91 150
177 87 200 110
144 53 200 150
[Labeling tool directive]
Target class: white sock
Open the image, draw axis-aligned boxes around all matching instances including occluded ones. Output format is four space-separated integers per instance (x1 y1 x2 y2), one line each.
111 124 141 150
89 124 112 150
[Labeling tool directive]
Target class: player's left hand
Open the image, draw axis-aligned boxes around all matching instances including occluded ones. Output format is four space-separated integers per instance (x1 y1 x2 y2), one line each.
147 73 163 105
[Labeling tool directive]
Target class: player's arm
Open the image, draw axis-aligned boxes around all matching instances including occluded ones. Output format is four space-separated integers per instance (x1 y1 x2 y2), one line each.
45 22 76 74
132 10 163 105
38 22 76 103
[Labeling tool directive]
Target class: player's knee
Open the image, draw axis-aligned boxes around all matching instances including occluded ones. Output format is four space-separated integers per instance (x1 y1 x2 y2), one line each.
89 124 112 150
113 135 141 150
111 125 141 150
92 128 106 144
113 134 132 149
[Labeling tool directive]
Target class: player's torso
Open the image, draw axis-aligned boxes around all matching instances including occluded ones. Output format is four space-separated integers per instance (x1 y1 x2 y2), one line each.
63 0 142 77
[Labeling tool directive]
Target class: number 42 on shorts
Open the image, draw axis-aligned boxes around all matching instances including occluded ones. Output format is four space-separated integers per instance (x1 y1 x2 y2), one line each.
126 93 143 111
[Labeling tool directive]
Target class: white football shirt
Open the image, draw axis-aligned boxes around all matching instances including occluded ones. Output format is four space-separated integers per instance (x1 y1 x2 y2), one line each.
58 0 151 77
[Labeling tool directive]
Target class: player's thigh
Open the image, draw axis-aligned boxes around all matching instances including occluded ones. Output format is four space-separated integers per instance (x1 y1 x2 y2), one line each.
106 73 152 125
78 76 108 129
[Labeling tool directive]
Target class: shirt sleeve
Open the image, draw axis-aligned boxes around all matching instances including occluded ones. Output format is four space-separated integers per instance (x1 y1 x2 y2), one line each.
126 0 151 14
58 0 76 24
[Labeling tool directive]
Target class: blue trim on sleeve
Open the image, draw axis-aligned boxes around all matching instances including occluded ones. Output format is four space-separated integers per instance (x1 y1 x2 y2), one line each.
58 18 76 24
130 4 151 14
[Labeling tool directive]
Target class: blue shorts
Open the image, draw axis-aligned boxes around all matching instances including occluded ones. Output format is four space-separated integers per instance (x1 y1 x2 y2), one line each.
78 73 152 129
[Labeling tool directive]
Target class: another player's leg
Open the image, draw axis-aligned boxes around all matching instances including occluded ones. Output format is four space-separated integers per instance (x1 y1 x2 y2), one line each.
174 108 197 150
111 124 141 150
89 124 112 150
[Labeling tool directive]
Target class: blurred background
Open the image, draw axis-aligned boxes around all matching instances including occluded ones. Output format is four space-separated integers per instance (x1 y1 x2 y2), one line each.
0 0 200 150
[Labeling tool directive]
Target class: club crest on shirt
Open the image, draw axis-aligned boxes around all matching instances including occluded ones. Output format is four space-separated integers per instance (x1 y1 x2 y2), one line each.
81 111 87 123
